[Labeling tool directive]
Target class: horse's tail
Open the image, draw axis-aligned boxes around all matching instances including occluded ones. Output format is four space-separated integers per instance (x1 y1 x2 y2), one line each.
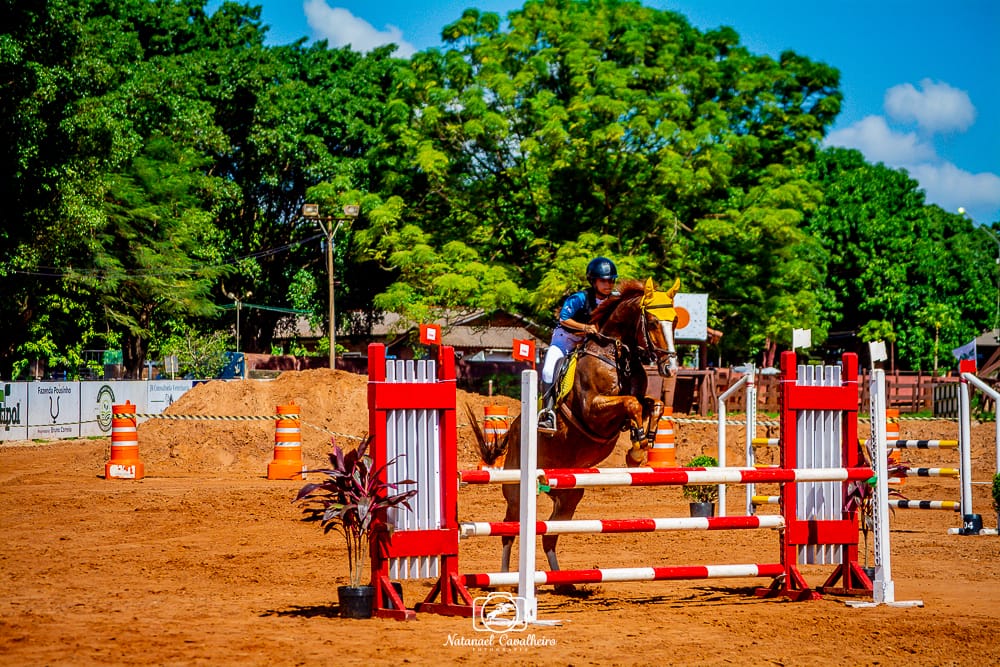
464 403 510 466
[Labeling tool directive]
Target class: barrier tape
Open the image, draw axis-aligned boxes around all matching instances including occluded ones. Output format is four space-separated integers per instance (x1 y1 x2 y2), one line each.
113 413 295 421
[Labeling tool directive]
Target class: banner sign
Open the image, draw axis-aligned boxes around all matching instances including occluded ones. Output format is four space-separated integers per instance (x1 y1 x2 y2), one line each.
419 324 442 346
512 339 536 362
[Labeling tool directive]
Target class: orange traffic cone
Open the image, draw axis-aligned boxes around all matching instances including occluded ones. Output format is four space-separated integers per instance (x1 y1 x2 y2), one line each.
645 408 677 467
480 405 509 469
886 408 904 484
267 404 304 480
106 401 145 480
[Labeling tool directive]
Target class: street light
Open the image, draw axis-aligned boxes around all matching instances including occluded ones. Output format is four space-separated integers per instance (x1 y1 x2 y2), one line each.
302 203 360 369
224 289 252 354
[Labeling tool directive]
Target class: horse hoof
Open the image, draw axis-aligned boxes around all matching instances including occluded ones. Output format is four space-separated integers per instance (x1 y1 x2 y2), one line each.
553 583 577 595
625 448 646 467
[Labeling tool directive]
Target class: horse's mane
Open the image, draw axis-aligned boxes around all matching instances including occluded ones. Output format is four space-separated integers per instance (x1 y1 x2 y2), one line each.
590 279 645 328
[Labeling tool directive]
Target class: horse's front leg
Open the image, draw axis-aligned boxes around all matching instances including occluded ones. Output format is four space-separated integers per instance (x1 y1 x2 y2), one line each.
641 396 664 444
590 395 648 465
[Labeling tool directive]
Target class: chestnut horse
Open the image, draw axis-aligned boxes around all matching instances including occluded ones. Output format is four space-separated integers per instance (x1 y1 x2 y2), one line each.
494 278 680 577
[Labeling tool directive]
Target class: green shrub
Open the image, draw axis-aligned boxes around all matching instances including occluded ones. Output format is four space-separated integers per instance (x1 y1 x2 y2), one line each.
682 454 719 503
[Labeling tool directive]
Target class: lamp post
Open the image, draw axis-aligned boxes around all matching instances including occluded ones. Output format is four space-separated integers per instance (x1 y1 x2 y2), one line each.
224 290 252 353
302 203 360 369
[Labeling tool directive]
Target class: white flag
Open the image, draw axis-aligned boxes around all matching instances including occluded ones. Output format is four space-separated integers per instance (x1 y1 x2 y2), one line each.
792 328 812 350
951 339 976 361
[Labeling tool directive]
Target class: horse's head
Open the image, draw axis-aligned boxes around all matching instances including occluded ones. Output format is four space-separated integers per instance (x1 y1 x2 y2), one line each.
639 277 680 376
592 278 680 376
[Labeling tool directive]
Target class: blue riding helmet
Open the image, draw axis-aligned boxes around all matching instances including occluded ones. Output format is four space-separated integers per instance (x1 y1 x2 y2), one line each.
586 257 617 285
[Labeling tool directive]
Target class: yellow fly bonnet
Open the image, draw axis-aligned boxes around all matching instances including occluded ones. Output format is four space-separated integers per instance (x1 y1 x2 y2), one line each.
640 277 680 322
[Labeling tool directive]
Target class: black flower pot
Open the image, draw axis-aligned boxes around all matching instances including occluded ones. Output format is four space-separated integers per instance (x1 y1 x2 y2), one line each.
338 585 375 619
689 501 715 518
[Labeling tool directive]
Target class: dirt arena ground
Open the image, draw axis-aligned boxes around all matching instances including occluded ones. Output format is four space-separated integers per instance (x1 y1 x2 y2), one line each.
2 368 998 666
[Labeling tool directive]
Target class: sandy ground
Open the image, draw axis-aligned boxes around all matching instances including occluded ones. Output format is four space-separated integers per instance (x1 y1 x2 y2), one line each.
1 368 999 666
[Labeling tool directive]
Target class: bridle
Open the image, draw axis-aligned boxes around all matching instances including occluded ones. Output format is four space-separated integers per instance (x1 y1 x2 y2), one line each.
579 292 677 381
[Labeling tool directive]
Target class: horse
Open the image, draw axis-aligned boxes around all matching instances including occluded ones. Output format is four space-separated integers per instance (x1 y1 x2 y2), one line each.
474 277 681 580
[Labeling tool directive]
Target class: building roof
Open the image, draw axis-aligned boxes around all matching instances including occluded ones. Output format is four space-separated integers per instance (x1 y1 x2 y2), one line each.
275 309 551 353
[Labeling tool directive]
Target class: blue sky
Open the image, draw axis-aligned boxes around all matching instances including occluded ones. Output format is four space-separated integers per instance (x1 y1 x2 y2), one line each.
231 0 1000 225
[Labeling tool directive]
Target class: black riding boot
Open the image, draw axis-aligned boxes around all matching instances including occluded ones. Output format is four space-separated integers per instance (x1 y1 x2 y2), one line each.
537 380 556 432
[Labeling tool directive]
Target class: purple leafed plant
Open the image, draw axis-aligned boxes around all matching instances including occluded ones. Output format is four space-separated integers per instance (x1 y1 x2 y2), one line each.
294 435 417 587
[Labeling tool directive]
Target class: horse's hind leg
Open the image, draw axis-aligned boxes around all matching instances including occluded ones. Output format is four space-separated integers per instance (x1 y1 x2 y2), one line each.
500 482 519 572
542 488 585 586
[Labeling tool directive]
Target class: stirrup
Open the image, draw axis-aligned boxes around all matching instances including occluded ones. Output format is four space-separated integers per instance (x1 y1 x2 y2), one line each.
537 408 557 433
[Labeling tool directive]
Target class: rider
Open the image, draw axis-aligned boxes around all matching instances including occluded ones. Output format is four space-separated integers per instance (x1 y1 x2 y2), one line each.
537 256 618 432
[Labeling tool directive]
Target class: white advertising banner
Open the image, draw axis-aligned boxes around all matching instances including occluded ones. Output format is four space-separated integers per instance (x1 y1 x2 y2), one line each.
79 381 148 437
27 382 80 440
1 382 29 440
146 380 194 415
0 380 195 442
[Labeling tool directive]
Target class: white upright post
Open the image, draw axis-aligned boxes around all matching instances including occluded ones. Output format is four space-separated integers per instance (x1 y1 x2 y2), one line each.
717 373 749 517
958 371 1000 535
745 364 757 516
957 374 974 517
848 368 922 608
517 370 538 624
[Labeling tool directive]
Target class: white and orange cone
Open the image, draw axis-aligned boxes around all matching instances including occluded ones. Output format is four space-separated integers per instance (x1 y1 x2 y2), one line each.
267 404 304 480
106 401 145 480
645 408 677 467
886 408 904 485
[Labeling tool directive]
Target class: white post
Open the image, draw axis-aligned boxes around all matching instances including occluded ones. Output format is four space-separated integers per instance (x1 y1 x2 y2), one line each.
848 369 922 608
745 365 757 515
958 373 974 517
517 370 539 624
717 374 749 517
869 370 894 603
962 371 1000 480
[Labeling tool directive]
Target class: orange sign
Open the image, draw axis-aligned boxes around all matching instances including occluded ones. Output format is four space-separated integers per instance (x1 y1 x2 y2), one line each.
419 324 442 346
512 339 535 362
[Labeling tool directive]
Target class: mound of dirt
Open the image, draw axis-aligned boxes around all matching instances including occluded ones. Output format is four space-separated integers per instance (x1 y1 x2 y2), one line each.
137 369 522 477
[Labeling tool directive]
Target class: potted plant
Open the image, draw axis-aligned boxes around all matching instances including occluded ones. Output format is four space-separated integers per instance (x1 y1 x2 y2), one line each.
682 454 719 517
294 436 417 618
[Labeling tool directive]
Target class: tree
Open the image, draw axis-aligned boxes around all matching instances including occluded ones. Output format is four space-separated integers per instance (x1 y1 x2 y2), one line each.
916 303 959 376
688 165 834 364
390 0 841 298
69 136 228 377
805 148 994 369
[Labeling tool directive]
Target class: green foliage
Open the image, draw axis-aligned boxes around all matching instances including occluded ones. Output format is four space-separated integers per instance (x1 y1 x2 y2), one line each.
1 0 996 380
370 223 527 329
682 455 719 503
805 148 994 369
157 327 228 379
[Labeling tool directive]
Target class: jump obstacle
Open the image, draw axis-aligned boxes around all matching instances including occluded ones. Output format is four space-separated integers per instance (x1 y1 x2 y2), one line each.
366 344 916 620
732 358 997 534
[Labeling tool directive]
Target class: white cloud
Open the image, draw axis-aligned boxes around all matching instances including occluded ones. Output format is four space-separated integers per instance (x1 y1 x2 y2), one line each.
304 0 416 58
825 115 1000 223
884 79 976 133
907 162 1000 220
824 115 935 165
